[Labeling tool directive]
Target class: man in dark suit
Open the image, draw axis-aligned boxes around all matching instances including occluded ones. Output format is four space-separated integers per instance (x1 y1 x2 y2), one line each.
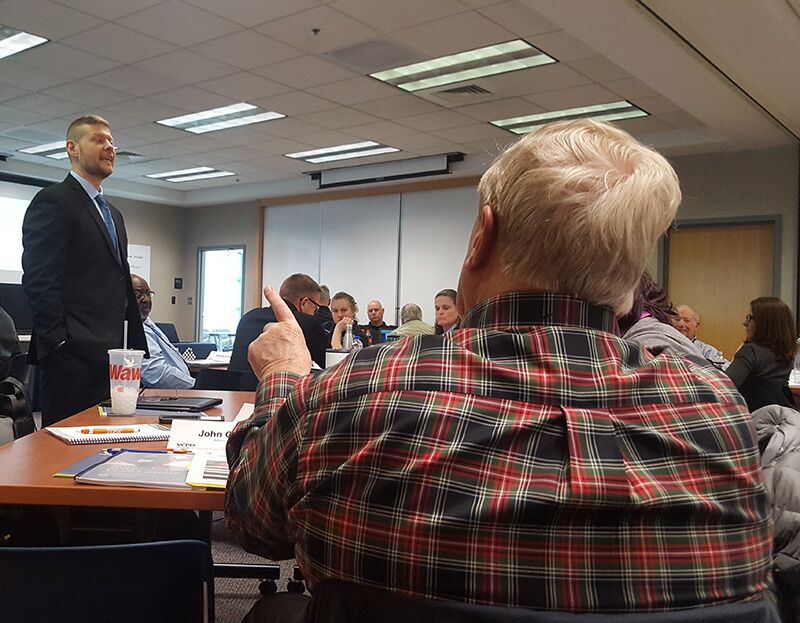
22 115 146 426
229 274 327 383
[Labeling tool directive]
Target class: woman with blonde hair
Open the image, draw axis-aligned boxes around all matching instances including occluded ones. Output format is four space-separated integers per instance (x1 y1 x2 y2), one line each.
330 291 359 350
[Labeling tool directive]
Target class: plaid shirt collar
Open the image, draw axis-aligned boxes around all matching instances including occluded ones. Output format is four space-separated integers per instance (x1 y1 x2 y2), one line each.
461 292 618 334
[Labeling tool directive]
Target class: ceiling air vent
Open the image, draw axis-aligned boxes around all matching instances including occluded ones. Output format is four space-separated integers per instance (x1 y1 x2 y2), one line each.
416 82 496 108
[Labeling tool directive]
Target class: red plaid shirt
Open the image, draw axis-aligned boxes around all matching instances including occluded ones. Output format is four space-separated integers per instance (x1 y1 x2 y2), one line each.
226 293 771 612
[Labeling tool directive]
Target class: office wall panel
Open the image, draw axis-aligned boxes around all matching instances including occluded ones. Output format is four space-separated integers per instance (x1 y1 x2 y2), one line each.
320 195 400 324
398 186 477 324
262 202 322 300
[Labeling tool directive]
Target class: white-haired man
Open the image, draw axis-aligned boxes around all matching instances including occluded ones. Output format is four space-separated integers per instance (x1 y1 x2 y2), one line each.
674 304 730 369
226 120 771 619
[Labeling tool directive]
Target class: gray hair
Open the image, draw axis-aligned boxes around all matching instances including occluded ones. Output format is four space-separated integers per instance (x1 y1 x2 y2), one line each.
400 303 423 324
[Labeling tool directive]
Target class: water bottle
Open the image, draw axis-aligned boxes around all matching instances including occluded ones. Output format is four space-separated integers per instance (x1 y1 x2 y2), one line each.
351 335 363 352
343 323 353 351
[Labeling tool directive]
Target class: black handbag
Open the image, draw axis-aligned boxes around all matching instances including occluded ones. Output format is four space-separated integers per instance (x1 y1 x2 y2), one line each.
0 376 36 441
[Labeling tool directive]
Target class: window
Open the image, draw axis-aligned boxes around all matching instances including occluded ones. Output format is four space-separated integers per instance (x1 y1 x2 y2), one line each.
197 247 244 350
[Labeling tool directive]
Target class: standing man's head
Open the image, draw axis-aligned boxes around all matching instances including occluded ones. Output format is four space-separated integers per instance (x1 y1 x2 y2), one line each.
457 119 681 318
319 285 331 307
279 274 323 317
366 300 385 326
400 303 423 325
674 305 700 340
131 273 153 321
66 115 115 189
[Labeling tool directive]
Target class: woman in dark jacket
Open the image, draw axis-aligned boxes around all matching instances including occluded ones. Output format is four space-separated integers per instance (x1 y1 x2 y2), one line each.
725 297 797 411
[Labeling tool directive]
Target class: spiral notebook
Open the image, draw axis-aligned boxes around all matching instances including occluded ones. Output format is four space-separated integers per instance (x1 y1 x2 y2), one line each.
45 424 170 445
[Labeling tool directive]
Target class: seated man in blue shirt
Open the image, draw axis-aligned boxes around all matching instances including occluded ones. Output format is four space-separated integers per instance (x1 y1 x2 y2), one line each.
131 274 194 389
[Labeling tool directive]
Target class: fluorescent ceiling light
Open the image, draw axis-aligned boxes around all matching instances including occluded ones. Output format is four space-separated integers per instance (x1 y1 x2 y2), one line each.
156 102 284 134
165 171 235 183
307 147 399 164
145 167 215 179
370 39 556 92
0 25 48 61
491 100 648 134
285 141 399 164
18 141 67 159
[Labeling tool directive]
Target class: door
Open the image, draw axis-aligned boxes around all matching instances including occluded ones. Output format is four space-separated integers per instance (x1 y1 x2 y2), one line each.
666 221 775 361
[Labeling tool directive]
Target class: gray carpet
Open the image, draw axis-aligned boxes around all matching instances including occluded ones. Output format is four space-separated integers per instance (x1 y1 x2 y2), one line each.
211 512 300 623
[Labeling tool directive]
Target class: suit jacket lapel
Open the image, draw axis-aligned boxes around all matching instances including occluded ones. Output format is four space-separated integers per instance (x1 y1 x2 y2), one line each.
65 175 122 266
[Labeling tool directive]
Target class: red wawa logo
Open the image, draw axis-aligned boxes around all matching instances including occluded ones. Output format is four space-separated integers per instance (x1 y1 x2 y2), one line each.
109 364 141 381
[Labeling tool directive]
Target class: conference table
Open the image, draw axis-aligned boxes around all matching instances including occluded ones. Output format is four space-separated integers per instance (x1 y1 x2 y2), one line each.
0 389 250 513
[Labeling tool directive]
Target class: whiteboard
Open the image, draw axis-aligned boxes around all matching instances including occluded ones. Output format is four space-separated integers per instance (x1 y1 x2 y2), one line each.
320 194 400 324
262 202 321 304
398 187 478 323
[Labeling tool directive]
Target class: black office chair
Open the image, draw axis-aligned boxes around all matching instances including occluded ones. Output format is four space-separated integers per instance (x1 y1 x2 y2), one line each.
156 322 180 343
0 539 215 623
306 580 780 623
195 367 258 391
177 341 216 360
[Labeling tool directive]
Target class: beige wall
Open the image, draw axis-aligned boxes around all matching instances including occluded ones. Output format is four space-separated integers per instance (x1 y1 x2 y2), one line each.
178 201 260 340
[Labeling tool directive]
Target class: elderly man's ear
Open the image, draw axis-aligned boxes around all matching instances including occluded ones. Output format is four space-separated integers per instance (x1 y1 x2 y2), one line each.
463 205 496 271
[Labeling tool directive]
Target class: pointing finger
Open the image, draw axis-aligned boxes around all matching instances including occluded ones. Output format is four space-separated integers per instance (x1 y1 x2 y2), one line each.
263 286 300 326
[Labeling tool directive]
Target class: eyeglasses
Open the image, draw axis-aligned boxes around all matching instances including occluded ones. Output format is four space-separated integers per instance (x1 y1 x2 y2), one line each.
300 297 320 312
745 314 754 323
134 290 155 301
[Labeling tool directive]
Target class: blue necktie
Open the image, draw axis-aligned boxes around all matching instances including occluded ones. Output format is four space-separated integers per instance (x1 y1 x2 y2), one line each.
95 194 120 259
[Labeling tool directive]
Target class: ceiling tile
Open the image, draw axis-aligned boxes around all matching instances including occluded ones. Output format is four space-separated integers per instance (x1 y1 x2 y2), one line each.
567 56 630 82
0 0 102 40
459 137 515 156
163 134 235 154
455 97 542 121
103 98 187 123
209 145 272 162
397 110 475 132
345 120 415 140
4 93 84 117
61 25 176 64
250 91 339 115
249 137 314 155
255 6 379 54
332 0 467 32
390 11 514 57
298 129 362 147
192 30 303 70
260 117 328 139
632 95 682 116
198 72 292 101
0 105 48 127
658 111 704 130
307 77 399 105
118 0 243 47
0 85 32 103
433 123 509 143
0 61 71 91
480 64 593 97
136 50 236 84
352 93 442 118
603 77 660 99
477 1 559 37
297 107 382 129
201 124 278 146
525 83 620 111
385 131 461 151
42 81 133 107
252 55 357 88
86 66 183 97
149 86 236 112
183 0 321 27
613 116 672 135
461 0 505 7
14 43 120 79
531 30 597 62
136 141 192 159
90 108 143 131
51 0 162 20
113 124 187 145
